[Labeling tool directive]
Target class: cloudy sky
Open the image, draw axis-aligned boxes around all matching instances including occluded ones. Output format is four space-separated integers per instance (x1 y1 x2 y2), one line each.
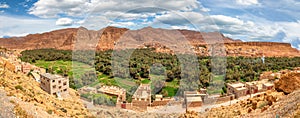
0 0 300 49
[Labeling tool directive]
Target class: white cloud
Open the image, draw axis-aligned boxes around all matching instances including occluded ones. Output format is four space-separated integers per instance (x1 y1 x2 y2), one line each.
213 15 300 49
28 0 88 18
29 0 201 18
236 0 259 6
170 25 196 30
155 11 206 26
0 3 9 8
110 21 135 28
210 15 244 25
79 15 110 30
278 21 300 39
103 11 156 21
155 10 285 42
56 18 74 26
0 16 77 37
277 21 300 47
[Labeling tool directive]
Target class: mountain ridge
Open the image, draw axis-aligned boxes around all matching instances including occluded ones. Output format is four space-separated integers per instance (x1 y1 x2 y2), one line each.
0 26 299 57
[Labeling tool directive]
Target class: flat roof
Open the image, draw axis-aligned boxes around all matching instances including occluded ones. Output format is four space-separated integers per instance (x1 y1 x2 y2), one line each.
246 81 257 85
236 87 247 91
31 72 40 79
228 83 245 88
41 73 65 80
186 96 202 102
132 84 151 99
98 86 125 95
185 94 206 97
263 83 274 86
155 94 163 98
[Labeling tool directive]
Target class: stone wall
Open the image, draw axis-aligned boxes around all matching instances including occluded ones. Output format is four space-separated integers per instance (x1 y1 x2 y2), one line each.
151 100 170 106
216 94 235 103
132 99 149 110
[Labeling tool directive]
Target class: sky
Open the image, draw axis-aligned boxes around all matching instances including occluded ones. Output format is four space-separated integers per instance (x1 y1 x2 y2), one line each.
0 0 300 49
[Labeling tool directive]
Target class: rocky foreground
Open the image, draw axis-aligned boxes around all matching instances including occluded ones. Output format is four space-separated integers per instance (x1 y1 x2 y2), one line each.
179 68 300 118
0 68 93 117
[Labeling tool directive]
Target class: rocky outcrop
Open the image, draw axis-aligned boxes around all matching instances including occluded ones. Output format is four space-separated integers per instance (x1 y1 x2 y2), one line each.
275 72 300 94
243 90 300 117
0 26 299 57
201 91 284 118
179 110 200 118
0 66 93 117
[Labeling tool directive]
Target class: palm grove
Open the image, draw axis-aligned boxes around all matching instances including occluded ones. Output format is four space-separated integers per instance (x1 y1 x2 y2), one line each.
21 48 300 95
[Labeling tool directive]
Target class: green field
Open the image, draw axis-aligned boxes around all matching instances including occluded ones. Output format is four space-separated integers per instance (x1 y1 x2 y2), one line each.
33 60 217 96
148 74 180 97
80 93 116 106
34 60 98 89
207 75 225 95
34 60 94 78
141 79 151 84
114 77 136 91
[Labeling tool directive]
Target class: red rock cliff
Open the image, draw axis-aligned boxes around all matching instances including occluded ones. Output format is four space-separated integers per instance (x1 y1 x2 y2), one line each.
0 26 299 57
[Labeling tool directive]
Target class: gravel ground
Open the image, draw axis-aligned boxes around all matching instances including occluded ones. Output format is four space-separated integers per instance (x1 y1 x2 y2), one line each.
0 89 16 118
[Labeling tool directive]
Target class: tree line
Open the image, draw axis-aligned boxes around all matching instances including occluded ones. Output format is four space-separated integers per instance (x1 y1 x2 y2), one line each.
21 48 300 90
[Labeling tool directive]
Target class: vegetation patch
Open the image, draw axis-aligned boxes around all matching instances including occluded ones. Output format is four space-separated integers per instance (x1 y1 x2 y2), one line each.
141 79 151 84
207 75 225 95
80 93 116 106
14 104 33 118
15 85 24 91
162 86 178 97
21 49 300 95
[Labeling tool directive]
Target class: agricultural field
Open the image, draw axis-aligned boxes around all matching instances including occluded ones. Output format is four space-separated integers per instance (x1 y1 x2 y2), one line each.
21 49 300 96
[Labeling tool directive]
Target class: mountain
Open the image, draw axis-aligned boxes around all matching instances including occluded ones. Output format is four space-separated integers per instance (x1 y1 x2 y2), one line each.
0 26 299 57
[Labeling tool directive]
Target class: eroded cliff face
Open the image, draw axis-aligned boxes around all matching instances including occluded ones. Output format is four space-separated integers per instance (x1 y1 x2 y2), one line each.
225 42 300 57
0 28 79 50
0 26 299 57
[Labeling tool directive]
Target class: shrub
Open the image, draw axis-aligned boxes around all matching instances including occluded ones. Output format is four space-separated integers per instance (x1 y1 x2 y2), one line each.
258 101 268 109
47 109 53 114
60 108 67 113
15 85 24 91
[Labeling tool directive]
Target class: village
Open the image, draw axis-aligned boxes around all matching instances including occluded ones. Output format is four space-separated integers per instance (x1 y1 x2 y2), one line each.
0 49 282 113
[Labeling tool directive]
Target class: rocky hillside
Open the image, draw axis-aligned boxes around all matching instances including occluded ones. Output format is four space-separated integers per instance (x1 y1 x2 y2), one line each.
1 26 299 57
243 90 300 118
199 91 284 118
225 42 300 57
195 68 300 118
0 28 78 50
275 72 300 94
0 68 93 117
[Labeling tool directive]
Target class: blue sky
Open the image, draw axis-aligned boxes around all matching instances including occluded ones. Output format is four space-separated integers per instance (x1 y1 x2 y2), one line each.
0 0 300 49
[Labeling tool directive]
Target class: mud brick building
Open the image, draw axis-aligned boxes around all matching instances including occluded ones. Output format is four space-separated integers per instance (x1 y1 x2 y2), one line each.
262 83 274 90
226 82 248 98
184 91 203 108
98 86 126 103
132 84 151 110
245 82 259 94
40 73 69 96
21 62 32 74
